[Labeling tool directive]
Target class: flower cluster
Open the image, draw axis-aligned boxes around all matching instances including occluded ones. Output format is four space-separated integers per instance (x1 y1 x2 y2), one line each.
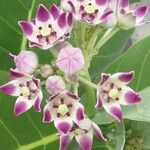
0 0 148 149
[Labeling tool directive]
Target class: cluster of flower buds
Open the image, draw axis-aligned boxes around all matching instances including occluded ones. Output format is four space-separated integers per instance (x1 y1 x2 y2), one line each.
0 0 148 149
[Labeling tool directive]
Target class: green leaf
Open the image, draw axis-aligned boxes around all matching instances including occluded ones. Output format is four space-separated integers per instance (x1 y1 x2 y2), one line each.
104 36 150 91
90 29 134 82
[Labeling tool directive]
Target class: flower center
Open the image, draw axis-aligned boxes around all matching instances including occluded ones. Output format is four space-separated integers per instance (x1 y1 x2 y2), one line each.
57 104 69 116
21 86 30 97
40 27 52 37
74 128 86 135
84 5 95 14
109 89 119 100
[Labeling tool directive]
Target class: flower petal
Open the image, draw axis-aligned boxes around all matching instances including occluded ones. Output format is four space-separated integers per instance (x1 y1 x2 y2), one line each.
43 103 55 123
103 101 123 122
0 80 20 96
92 122 107 141
59 134 74 150
18 21 33 36
46 76 66 95
9 68 26 79
109 71 134 86
95 95 103 109
119 86 141 105
36 4 51 22
75 130 93 150
14 97 34 116
54 117 73 135
118 0 129 9
134 6 148 24
33 91 43 112
99 73 110 85
58 13 67 29
95 0 108 6
50 4 61 20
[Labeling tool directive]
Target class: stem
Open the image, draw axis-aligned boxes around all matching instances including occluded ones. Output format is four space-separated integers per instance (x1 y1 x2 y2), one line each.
94 26 119 51
74 83 79 95
87 27 102 51
78 76 97 90
18 134 58 150
20 0 36 50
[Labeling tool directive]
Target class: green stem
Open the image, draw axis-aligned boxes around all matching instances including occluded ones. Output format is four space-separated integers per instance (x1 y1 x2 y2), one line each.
78 76 97 90
86 27 102 51
94 27 119 52
18 134 58 150
74 83 79 95
20 0 36 50
79 71 96 117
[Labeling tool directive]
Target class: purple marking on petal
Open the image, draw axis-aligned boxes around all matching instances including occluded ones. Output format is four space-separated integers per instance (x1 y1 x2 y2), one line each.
9 69 25 79
34 97 41 112
19 21 33 35
76 107 84 121
49 93 59 101
101 10 113 21
58 13 67 29
43 109 51 123
37 4 50 22
58 122 71 134
60 135 70 150
118 72 134 83
119 0 129 8
125 91 141 104
67 13 73 26
32 78 40 88
50 4 60 20
0 84 16 95
96 0 107 6
110 107 123 122
93 124 106 141
100 73 110 85
67 92 79 100
14 101 27 116
95 96 103 109
135 6 148 18
67 1 76 13
80 137 92 150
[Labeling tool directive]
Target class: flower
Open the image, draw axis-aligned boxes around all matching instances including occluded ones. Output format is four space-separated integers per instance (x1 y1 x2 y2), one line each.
95 71 141 122
46 76 66 95
0 69 43 116
10 50 38 74
19 4 73 50
56 44 85 76
109 0 149 30
59 119 106 150
61 0 113 25
43 91 89 135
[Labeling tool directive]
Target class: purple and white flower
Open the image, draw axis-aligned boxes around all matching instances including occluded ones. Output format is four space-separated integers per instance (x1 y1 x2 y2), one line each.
10 50 38 74
95 71 141 122
108 0 149 29
61 0 113 25
43 91 89 135
19 4 73 50
56 44 85 76
46 76 66 95
0 69 43 116
59 119 106 150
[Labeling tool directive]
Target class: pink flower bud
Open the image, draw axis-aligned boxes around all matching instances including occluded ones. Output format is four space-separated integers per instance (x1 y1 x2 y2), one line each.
40 64 53 78
56 45 85 76
10 50 38 74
